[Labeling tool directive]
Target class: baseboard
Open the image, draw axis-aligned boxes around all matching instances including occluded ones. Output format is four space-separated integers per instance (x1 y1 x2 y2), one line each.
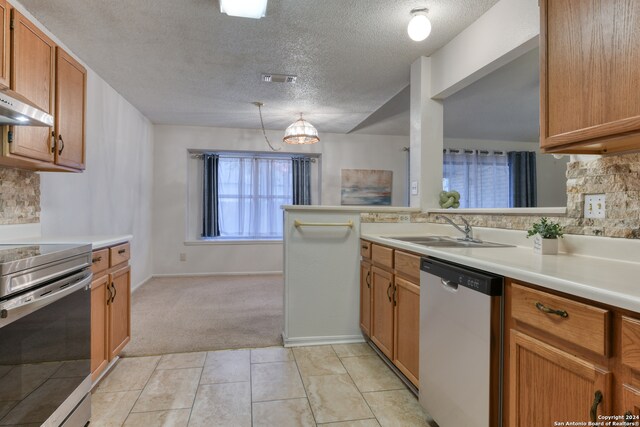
282 333 365 348
151 271 283 278
131 275 153 292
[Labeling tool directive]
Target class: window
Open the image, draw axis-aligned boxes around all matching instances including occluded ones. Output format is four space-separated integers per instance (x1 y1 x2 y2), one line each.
442 149 537 208
443 149 510 208
201 153 312 239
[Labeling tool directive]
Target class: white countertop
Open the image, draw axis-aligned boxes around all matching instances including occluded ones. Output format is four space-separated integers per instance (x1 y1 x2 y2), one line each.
363 233 640 313
0 235 132 250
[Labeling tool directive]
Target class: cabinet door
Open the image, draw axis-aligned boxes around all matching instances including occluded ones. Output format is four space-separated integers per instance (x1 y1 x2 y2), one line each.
10 9 55 162
91 275 109 381
541 0 640 153
371 266 394 359
393 276 419 387
0 0 9 88
360 260 372 338
108 265 131 360
510 330 612 426
54 47 85 169
623 384 640 416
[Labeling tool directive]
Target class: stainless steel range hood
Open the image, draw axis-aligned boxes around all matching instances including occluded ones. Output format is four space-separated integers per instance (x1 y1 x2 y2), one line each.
0 88 54 127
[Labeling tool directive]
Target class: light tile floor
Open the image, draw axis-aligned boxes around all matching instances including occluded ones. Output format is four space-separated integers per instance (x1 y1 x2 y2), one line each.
91 343 432 427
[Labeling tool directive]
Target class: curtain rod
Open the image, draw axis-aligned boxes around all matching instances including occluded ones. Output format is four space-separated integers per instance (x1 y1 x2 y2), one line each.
443 149 506 156
190 153 316 162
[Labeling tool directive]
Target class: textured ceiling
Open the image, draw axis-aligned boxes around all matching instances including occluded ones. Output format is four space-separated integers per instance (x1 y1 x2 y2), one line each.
19 0 500 134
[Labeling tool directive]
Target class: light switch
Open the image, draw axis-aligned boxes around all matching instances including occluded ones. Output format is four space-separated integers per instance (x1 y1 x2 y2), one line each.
584 194 606 219
411 181 419 195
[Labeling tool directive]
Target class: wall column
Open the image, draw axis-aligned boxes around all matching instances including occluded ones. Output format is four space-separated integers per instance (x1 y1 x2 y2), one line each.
410 56 443 210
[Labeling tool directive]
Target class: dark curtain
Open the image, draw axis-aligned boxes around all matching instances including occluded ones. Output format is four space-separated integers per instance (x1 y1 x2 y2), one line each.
202 153 220 237
292 157 312 205
508 151 537 207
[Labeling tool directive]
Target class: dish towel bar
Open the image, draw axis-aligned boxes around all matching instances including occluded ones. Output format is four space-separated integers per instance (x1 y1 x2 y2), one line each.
294 220 353 229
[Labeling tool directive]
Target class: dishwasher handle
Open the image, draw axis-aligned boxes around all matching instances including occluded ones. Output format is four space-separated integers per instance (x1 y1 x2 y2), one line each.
440 279 459 292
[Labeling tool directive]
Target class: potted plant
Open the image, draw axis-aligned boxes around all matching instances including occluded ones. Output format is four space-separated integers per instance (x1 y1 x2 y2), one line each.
527 217 564 255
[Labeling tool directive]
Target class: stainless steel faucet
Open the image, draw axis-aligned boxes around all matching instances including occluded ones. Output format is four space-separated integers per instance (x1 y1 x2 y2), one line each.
436 215 474 241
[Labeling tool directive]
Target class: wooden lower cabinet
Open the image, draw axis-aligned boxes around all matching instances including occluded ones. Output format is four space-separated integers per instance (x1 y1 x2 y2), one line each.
108 265 131 359
90 243 131 381
623 384 640 416
371 265 394 359
360 260 372 338
90 275 109 381
509 331 612 426
393 276 419 387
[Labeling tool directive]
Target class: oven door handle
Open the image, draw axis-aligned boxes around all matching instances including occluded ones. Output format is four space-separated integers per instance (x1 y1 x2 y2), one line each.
0 270 92 327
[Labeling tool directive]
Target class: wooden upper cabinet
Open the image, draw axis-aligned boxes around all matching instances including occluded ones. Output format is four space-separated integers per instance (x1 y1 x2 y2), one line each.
0 0 9 88
9 9 55 162
540 0 640 154
55 47 85 170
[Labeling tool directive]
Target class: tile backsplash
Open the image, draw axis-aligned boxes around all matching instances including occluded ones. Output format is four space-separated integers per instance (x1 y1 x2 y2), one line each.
363 153 640 239
0 168 40 224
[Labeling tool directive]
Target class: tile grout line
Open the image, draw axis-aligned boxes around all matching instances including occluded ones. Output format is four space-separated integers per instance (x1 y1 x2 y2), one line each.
249 350 253 427
333 345 382 427
119 355 162 425
186 352 208 427
290 347 318 426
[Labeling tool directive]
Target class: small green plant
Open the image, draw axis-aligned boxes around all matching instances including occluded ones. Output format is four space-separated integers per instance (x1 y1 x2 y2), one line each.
527 217 564 239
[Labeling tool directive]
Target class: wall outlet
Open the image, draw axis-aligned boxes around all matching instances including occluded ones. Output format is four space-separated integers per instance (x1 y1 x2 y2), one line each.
179 252 187 262
411 181 419 195
584 194 606 219
398 214 411 223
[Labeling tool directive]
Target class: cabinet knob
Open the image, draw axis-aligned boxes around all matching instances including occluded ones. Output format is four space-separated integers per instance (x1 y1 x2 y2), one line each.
0 309 6 318
118 249 126 255
92 256 102 263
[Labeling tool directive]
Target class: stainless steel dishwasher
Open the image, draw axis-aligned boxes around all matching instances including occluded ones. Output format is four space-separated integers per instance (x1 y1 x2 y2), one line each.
419 257 503 427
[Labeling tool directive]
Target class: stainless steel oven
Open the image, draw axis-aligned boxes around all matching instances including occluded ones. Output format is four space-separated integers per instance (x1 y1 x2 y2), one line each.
0 244 92 427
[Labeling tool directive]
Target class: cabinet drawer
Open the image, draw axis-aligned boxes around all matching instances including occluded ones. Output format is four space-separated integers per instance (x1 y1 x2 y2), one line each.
109 243 130 267
394 251 420 282
511 283 610 356
91 249 109 276
360 240 371 259
622 316 640 372
371 244 393 269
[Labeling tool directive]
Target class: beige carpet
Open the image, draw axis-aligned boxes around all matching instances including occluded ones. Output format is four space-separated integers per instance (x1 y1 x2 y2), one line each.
121 275 283 357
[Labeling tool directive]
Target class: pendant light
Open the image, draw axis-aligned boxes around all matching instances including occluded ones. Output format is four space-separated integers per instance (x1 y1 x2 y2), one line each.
283 114 320 145
407 8 432 42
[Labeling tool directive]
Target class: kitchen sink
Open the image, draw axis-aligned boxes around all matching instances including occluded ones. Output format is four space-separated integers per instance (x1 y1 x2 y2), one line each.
382 235 514 248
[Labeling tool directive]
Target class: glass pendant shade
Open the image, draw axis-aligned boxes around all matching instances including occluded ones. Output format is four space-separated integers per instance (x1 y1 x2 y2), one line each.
283 116 320 145
408 13 432 41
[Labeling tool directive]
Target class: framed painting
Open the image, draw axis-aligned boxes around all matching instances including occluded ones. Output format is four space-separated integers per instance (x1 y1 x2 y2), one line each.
341 169 392 205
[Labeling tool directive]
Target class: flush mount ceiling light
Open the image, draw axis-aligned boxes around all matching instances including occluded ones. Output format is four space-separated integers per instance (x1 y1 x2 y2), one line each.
407 8 432 42
283 114 320 145
220 0 267 19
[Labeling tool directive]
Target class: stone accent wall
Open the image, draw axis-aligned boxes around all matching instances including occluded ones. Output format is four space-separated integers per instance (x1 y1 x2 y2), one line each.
362 153 640 239
0 168 40 224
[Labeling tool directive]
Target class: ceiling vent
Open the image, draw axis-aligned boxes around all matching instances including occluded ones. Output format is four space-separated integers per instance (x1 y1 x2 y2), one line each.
261 73 297 84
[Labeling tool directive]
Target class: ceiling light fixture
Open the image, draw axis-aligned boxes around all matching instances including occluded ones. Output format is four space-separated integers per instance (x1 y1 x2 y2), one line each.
407 8 432 42
252 102 281 151
220 0 268 19
283 114 320 145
